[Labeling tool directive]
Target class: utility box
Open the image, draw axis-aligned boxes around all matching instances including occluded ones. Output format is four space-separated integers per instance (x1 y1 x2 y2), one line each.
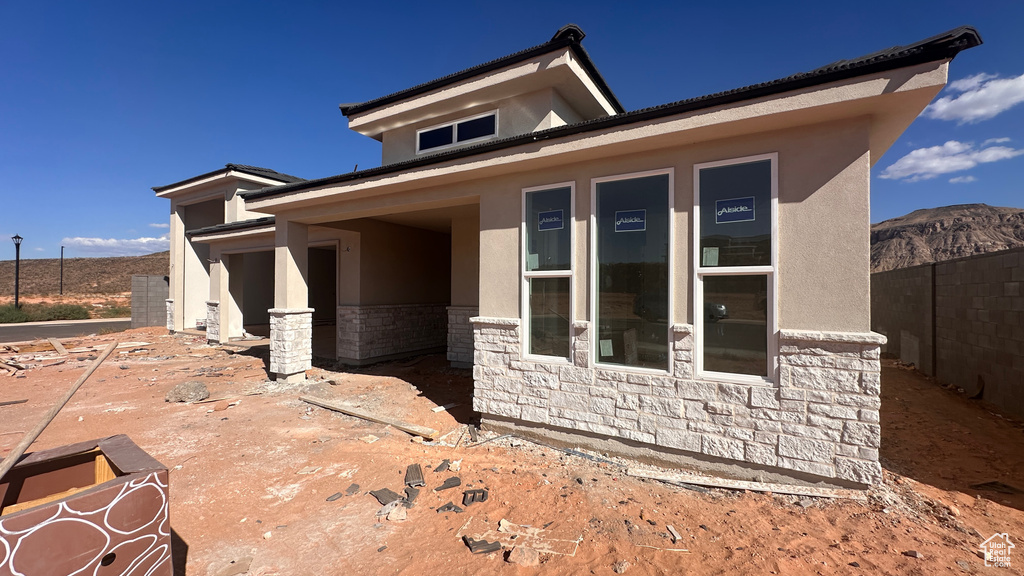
0 435 172 575
131 275 170 329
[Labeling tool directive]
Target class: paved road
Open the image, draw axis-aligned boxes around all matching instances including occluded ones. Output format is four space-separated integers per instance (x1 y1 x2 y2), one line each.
0 318 130 343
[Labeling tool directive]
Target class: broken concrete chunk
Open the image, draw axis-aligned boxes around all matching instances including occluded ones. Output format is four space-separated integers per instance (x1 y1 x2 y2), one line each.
666 525 681 543
386 505 408 522
370 488 403 506
434 459 451 473
435 476 461 491
462 488 489 506
462 535 500 554
165 381 210 403
506 546 540 566
903 550 924 559
437 502 464 514
450 459 462 472
404 486 420 505
405 464 426 488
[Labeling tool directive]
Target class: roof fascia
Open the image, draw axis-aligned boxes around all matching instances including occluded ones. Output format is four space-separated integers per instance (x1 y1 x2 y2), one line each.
156 170 292 198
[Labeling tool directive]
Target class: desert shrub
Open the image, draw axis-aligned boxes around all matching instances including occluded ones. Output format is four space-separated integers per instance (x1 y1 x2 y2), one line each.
96 304 131 318
0 305 29 323
0 303 90 323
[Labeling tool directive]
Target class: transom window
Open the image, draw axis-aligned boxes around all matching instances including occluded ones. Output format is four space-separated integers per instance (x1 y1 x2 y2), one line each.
417 111 498 154
591 170 673 371
694 153 777 383
522 183 574 360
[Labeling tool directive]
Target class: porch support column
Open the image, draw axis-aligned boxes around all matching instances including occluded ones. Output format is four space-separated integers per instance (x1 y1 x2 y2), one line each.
168 203 185 331
226 254 244 340
206 246 226 344
270 219 312 383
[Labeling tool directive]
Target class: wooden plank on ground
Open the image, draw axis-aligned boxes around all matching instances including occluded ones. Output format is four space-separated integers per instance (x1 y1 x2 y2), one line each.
299 396 438 440
47 338 68 356
0 399 28 408
627 468 868 500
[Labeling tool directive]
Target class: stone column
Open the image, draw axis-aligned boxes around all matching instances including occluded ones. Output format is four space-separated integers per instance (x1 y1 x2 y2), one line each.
208 251 227 344
270 219 311 383
165 299 174 332
205 301 220 343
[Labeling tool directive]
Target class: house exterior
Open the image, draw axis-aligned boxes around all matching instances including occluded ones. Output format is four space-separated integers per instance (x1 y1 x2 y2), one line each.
156 24 981 486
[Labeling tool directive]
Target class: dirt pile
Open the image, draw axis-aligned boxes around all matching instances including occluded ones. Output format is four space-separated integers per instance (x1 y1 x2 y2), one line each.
0 250 168 297
871 204 1024 272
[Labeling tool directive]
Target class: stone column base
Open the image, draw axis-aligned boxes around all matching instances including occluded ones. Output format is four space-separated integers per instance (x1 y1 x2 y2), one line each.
270 308 313 382
205 301 220 343
165 299 175 332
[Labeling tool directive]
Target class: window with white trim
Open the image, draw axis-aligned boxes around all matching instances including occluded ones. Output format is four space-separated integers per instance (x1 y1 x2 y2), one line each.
417 111 498 153
591 170 673 371
694 154 777 382
522 183 574 359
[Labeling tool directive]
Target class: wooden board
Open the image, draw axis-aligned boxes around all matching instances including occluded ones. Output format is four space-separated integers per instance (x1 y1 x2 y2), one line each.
300 396 438 440
627 468 868 500
47 338 68 356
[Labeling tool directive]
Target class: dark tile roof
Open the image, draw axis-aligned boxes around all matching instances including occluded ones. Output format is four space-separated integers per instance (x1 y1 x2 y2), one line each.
338 24 625 117
186 216 275 238
244 26 981 203
153 164 305 193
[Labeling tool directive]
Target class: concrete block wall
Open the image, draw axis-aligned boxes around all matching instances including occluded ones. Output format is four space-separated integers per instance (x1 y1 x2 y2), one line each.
447 306 478 367
205 301 220 343
130 275 169 329
269 308 313 377
872 247 1024 419
472 317 884 485
337 304 447 362
870 264 934 374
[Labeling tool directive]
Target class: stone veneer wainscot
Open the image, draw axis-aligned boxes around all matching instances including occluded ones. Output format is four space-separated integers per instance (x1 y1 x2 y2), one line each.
205 300 220 343
337 304 447 362
447 306 478 368
471 317 885 485
165 299 175 332
269 308 313 377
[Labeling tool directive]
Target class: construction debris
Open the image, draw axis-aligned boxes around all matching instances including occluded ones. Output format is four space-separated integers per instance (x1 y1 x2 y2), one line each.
507 546 540 566
462 489 489 506
370 488 403 506
405 464 425 488
463 536 501 555
437 502 464 514
0 399 28 408
345 483 361 496
434 459 450 473
165 381 210 403
431 403 458 413
435 477 461 491
666 525 681 543
627 468 868 500
404 486 420 505
300 396 438 440
326 493 344 502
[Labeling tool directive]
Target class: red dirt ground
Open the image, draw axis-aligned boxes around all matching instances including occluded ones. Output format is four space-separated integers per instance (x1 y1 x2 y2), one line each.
2 328 1023 575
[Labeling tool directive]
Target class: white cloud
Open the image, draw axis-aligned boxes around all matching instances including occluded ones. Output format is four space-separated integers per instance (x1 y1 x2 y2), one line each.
924 72 1024 124
948 72 998 92
879 140 1024 182
149 222 170 229
61 235 170 257
949 175 977 184
33 247 45 252
983 137 1011 145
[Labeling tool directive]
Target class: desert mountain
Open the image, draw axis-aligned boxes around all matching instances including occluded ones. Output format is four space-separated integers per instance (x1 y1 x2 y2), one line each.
871 204 1024 273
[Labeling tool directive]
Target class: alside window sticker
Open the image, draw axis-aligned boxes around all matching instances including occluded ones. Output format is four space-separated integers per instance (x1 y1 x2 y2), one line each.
715 196 756 224
538 209 564 231
614 209 646 232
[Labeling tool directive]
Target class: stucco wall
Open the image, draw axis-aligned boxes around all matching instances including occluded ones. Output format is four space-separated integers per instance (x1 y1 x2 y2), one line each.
382 88 578 165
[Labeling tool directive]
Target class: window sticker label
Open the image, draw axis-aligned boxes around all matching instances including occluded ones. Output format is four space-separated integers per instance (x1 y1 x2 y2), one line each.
702 246 720 267
715 197 756 224
614 209 646 232
538 209 564 231
599 339 613 357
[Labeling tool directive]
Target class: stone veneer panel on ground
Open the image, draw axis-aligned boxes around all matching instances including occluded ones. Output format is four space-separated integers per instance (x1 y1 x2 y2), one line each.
205 300 220 343
447 306 478 368
270 308 313 377
337 304 447 362
472 317 886 485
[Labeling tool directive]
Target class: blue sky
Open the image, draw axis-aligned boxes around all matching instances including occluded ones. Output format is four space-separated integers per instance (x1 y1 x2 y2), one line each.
1 1 1021 258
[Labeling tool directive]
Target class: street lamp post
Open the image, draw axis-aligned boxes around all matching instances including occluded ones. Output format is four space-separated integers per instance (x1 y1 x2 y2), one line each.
12 235 23 309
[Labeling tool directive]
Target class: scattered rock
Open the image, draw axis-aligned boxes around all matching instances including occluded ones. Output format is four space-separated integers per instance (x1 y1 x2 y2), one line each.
262 531 272 540
165 381 210 403
506 546 540 566
213 400 230 412
849 561 860 568
119 364 130 370
798 498 814 508
948 505 961 517
214 556 253 576
613 560 630 573
902 550 924 559
387 506 408 522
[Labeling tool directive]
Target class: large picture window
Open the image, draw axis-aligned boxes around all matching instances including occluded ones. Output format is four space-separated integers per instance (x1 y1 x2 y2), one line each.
522 184 574 359
592 170 672 371
694 154 777 382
